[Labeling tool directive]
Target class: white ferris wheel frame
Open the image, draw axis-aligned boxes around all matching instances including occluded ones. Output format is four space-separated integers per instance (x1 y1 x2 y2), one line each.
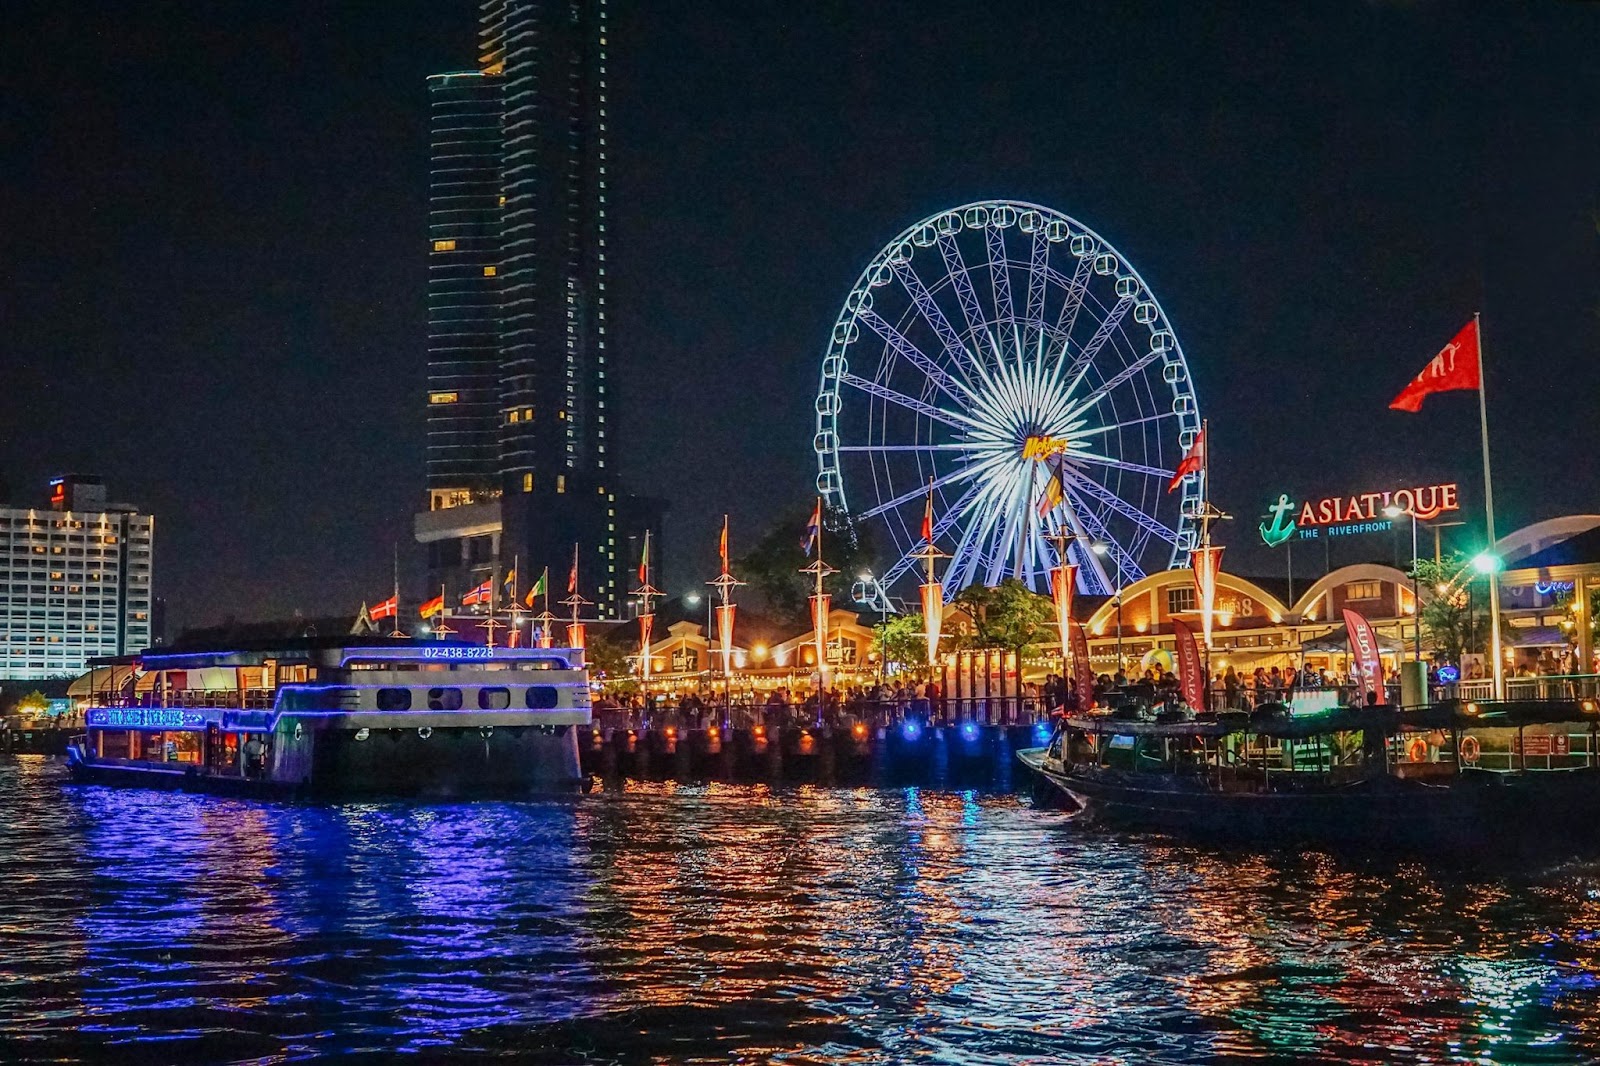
813 200 1203 599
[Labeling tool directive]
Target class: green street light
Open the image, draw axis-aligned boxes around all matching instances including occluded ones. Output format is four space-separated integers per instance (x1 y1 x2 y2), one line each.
1472 552 1501 575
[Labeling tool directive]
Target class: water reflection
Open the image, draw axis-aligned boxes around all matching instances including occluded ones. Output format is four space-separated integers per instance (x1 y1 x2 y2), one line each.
0 758 1596 1061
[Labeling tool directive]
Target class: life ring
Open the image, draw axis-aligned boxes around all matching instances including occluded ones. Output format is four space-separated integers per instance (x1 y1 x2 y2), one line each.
1459 735 1481 765
1406 736 1428 763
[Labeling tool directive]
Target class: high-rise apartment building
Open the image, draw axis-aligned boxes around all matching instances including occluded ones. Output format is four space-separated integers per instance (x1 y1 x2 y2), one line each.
0 476 154 679
418 0 656 618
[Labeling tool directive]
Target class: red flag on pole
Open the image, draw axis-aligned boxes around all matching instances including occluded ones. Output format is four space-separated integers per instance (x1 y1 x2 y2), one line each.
1166 427 1205 493
920 492 934 544
369 595 398 621
567 546 579 594
1342 608 1387 705
719 516 729 572
1389 319 1480 412
1171 619 1205 710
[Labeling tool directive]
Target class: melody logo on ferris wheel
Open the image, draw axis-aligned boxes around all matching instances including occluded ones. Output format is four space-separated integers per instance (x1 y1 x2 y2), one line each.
812 200 1203 601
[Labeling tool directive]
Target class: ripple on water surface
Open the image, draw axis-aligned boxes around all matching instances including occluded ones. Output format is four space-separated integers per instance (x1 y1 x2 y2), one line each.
1 759 1599 1063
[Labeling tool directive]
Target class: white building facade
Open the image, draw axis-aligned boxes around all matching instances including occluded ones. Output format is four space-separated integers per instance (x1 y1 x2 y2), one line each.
0 477 154 679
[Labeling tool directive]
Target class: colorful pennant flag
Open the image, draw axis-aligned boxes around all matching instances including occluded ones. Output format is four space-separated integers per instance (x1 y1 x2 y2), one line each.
802 500 822 556
1167 427 1205 493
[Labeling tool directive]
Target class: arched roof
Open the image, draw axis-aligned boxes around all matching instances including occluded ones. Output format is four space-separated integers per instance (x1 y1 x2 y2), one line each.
1291 563 1411 619
1085 568 1290 632
1495 515 1600 565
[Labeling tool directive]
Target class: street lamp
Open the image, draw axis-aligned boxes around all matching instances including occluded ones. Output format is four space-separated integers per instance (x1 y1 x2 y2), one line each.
1382 505 1422 662
1089 541 1122 674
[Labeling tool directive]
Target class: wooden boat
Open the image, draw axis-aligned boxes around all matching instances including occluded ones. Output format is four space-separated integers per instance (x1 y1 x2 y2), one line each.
1017 700 1600 852
65 639 591 797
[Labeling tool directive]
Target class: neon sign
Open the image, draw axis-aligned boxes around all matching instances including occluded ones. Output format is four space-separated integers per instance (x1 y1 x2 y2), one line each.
87 708 207 730
1260 483 1460 547
1021 435 1069 460
1534 580 1576 596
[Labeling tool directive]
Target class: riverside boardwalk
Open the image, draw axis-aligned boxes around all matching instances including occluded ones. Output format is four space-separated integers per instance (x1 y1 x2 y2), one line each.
581 701 1054 790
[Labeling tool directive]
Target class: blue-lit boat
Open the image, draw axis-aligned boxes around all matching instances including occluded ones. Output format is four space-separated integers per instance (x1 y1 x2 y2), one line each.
66 639 591 797
1018 701 1600 852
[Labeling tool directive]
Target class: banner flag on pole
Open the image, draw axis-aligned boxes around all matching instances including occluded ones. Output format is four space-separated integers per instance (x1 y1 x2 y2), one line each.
639 614 654 684
1388 319 1480 412
1049 562 1077 664
566 622 585 650
1342 607 1387 705
920 581 944 667
719 516 730 573
811 593 831 670
1070 621 1095 711
1190 544 1224 649
1171 619 1205 710
716 603 736 676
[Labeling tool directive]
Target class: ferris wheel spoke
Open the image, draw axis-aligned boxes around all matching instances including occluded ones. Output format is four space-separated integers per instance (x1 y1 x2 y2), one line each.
1068 452 1174 480
1060 466 1178 545
856 306 969 404
1023 227 1049 353
878 480 985 588
1067 346 1164 415
1053 494 1140 591
857 463 978 520
891 260 980 382
836 443 975 453
841 373 971 431
1071 411 1176 439
985 225 1013 326
937 234 985 340
1061 296 1136 399
1051 254 1096 347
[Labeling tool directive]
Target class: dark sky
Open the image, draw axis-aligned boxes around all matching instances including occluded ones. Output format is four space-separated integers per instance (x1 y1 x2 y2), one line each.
4 1 1598 630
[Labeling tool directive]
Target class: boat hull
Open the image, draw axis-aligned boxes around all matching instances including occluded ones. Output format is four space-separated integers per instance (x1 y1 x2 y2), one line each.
1018 748 1600 853
68 722 585 799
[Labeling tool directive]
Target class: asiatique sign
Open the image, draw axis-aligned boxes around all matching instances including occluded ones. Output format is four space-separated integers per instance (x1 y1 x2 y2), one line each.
1259 482 1460 547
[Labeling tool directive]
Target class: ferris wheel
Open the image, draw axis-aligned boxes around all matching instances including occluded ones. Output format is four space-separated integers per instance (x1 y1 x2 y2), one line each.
813 200 1202 599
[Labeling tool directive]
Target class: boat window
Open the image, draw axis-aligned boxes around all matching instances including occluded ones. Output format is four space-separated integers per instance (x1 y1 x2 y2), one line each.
376 688 413 711
428 687 464 711
478 687 511 710
525 685 560 710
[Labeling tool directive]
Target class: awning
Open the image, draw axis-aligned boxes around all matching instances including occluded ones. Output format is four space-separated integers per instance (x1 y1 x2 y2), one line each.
67 665 137 697
1298 628 1406 655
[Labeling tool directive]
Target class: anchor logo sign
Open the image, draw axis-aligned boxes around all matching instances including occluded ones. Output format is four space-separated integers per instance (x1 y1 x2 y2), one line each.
1259 493 1297 548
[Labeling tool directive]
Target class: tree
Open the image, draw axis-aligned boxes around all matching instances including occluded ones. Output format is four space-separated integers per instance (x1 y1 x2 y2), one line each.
738 503 878 626
873 613 928 676
953 579 1056 661
16 691 50 717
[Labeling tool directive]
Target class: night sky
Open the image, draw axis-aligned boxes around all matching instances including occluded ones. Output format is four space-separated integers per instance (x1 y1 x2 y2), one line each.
4 1 1598 631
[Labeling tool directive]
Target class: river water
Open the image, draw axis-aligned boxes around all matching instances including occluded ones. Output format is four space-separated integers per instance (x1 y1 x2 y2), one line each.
3 756 1600 1064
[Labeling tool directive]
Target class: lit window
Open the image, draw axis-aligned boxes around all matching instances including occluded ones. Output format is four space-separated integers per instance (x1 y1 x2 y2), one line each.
508 410 520 423
1166 587 1196 614
432 239 456 252
1345 581 1383 601
483 265 497 277
557 476 566 494
428 391 459 405
522 473 533 493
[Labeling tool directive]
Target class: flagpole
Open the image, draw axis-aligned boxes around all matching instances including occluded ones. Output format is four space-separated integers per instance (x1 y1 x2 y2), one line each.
1476 311 1504 700
392 542 401 636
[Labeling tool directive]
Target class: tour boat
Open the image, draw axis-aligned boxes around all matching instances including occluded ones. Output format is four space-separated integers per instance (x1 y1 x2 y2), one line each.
1017 699 1600 852
66 639 591 797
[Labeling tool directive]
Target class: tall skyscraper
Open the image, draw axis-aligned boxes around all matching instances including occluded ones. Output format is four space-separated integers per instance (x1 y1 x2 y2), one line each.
419 0 657 620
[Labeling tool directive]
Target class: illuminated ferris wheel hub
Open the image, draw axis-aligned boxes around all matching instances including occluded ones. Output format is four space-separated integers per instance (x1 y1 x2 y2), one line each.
813 200 1203 599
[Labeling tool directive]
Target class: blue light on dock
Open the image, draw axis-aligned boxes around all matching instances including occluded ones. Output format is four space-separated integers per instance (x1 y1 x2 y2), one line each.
901 720 922 741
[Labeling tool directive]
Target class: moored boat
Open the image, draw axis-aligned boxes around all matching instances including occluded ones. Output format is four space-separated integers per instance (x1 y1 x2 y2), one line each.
65 638 591 797
1018 699 1600 852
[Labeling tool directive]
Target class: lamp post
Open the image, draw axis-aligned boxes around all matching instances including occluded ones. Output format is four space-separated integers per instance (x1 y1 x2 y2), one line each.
1089 541 1121 674
686 592 710 683
1382 505 1422 662
857 570 887 683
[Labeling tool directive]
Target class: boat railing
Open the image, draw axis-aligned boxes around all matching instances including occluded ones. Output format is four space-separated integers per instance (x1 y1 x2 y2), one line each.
90 688 277 710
